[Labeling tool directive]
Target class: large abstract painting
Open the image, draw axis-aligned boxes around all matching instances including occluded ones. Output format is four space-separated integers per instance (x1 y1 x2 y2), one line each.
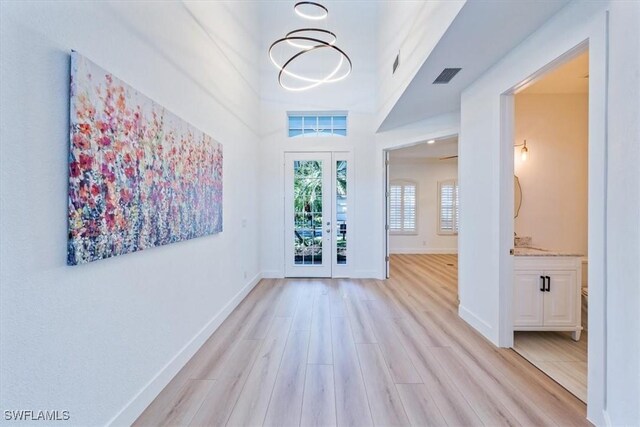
67 52 223 265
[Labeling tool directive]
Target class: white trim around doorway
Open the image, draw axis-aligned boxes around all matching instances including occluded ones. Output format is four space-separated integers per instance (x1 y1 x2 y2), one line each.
498 30 608 425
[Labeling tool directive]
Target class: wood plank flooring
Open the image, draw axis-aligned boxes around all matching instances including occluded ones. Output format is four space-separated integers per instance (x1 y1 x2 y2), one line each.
513 291 588 403
134 254 589 427
513 331 588 403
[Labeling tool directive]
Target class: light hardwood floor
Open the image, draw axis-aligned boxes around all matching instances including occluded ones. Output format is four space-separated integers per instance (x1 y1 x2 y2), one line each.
513 295 589 403
514 331 588 404
134 254 589 427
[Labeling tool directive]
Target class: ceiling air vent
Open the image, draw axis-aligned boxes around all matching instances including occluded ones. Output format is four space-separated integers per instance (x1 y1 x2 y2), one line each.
392 52 400 75
433 68 462 84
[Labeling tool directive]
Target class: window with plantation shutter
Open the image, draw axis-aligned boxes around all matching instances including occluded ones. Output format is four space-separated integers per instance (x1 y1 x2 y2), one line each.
438 179 459 235
389 181 417 234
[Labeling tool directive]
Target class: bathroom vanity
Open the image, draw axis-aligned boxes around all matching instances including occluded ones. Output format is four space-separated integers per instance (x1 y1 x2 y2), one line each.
513 248 583 341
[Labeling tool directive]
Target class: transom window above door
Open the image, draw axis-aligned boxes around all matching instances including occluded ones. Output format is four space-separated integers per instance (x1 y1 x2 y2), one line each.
288 113 347 137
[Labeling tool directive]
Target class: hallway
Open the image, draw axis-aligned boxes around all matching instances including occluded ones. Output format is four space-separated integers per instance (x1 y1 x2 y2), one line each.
135 255 588 426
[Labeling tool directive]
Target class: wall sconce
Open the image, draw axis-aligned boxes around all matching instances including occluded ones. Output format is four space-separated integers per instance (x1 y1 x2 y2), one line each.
515 140 529 161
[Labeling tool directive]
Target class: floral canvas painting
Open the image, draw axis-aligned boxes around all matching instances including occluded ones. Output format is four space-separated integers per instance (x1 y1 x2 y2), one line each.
67 52 223 265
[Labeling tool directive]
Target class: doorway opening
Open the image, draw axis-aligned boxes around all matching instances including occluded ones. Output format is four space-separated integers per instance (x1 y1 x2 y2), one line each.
384 137 459 287
284 151 353 278
507 48 590 403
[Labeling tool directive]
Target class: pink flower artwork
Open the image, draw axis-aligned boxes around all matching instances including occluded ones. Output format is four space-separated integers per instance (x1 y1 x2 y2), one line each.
68 52 223 265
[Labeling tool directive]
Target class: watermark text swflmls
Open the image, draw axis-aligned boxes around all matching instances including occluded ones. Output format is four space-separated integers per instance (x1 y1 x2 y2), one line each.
4 410 70 421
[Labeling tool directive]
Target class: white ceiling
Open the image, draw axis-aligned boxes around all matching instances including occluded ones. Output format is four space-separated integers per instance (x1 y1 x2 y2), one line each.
520 51 589 94
389 135 458 160
379 0 570 131
257 1 574 126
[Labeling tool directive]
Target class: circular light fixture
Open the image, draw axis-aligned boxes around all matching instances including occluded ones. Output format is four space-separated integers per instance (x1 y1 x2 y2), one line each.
294 1 328 20
285 28 337 50
269 36 352 87
427 139 436 144
268 2 352 91
278 45 347 91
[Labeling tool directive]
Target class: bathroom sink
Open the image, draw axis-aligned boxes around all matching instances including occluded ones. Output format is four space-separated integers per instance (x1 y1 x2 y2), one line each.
513 247 583 257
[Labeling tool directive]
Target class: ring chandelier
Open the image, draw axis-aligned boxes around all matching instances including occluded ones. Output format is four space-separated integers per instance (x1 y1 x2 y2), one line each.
294 1 328 20
269 1 352 91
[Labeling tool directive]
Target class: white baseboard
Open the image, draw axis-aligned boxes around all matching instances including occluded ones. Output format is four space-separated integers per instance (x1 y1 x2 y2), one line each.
353 270 380 279
601 409 612 427
261 270 383 279
458 304 496 345
107 272 263 426
390 248 458 254
261 270 283 278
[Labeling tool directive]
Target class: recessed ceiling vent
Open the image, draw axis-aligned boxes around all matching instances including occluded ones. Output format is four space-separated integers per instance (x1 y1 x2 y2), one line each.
433 68 462 84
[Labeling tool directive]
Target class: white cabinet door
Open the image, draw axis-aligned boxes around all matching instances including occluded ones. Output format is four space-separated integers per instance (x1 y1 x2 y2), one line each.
543 271 578 327
514 271 545 327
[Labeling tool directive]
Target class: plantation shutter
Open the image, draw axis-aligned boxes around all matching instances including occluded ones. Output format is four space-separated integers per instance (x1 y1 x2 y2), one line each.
454 184 459 233
439 180 459 234
403 185 416 231
389 181 417 233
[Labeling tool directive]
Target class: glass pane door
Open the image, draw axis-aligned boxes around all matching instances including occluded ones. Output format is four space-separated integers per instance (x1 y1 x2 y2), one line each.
285 152 352 278
332 152 353 277
285 153 332 277
293 160 324 266
336 160 347 265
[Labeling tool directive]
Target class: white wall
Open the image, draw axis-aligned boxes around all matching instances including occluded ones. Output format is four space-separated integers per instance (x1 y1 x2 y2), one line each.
389 159 458 254
456 0 640 424
514 94 588 255
376 112 460 152
0 2 261 425
605 0 640 424
376 1 464 130
458 0 606 340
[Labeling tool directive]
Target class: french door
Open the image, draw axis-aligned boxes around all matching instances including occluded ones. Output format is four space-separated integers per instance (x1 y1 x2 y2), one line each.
284 152 352 277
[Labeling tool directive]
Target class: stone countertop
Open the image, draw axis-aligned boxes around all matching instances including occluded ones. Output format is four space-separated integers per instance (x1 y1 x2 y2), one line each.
513 247 584 257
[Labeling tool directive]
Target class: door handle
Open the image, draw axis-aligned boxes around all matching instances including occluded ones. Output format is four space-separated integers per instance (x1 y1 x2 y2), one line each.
545 276 551 292
540 276 545 292
326 229 331 233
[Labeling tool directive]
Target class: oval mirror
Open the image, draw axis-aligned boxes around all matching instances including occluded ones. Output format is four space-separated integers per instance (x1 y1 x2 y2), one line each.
514 175 522 218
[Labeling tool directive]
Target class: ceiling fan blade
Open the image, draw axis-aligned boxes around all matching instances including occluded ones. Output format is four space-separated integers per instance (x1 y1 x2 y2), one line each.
439 155 458 160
